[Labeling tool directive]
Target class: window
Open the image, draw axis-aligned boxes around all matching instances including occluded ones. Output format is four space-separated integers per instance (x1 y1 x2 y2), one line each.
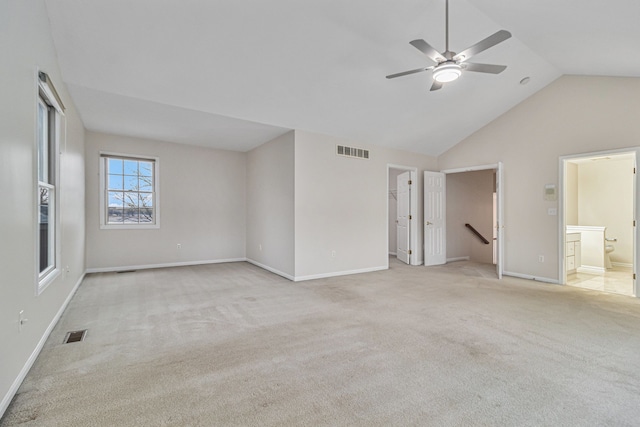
100 154 159 228
37 71 64 293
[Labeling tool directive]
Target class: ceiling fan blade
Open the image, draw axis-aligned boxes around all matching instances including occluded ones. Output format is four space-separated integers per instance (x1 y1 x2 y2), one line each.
453 30 511 62
430 81 443 91
386 67 430 79
463 63 507 74
410 39 446 64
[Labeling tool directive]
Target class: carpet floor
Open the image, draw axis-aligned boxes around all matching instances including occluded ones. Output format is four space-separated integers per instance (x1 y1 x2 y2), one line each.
2 259 640 426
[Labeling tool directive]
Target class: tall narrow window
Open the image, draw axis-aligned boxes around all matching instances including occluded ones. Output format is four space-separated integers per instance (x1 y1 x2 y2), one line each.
37 71 64 292
100 154 159 228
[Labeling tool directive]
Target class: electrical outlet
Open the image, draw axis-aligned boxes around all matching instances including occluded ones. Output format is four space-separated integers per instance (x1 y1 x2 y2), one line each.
259 244 262 251
538 255 544 263
177 243 181 249
331 250 336 258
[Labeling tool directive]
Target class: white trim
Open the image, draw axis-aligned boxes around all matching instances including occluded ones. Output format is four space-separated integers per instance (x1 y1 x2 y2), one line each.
85 258 246 274
612 262 633 268
245 259 295 281
503 271 559 284
1 273 84 418
577 266 606 274
441 163 499 174
294 265 388 282
446 256 470 262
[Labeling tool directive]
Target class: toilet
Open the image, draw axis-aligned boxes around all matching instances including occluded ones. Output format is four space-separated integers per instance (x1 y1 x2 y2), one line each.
605 242 615 269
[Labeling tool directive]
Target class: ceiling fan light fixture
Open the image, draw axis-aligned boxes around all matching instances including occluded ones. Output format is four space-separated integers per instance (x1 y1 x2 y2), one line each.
433 63 462 83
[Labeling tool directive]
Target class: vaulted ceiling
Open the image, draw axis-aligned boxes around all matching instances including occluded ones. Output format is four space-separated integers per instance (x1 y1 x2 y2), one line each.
44 0 640 156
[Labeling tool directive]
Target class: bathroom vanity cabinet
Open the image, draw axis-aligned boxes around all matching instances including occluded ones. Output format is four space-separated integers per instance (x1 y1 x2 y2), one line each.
566 232 581 274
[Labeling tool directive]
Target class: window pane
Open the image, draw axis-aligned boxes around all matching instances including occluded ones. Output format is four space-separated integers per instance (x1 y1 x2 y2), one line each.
124 175 138 191
39 187 53 273
108 208 124 223
108 174 123 190
108 191 124 208
138 176 153 192
123 160 138 176
107 158 123 174
122 192 139 208
37 101 48 183
139 161 153 177
123 208 139 223
139 208 153 223
139 192 153 208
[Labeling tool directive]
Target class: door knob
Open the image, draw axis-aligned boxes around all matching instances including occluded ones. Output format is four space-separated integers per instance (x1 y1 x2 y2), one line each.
426 221 432 225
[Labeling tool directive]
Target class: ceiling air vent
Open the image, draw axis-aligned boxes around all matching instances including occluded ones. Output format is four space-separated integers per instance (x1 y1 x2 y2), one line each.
337 145 369 160
64 329 87 344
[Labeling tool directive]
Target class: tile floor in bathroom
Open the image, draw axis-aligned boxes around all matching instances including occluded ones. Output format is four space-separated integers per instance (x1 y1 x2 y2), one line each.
567 266 635 296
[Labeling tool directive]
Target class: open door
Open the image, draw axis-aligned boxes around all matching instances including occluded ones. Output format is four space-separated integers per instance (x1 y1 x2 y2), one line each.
496 162 504 279
396 171 412 264
424 171 446 266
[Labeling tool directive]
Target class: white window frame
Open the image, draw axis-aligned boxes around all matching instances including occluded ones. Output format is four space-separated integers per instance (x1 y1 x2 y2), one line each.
99 152 160 230
36 71 64 295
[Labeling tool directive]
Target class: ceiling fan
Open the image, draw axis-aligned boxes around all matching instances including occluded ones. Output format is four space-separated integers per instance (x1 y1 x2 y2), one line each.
386 0 511 91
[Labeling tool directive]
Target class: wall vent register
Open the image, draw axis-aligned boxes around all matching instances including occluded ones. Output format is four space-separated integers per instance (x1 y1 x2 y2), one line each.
337 145 369 160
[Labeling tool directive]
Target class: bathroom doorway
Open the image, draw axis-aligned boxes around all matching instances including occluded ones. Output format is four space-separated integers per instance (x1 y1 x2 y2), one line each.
560 150 637 296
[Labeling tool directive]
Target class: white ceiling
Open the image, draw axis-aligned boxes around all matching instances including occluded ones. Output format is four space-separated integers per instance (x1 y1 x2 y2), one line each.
44 0 640 156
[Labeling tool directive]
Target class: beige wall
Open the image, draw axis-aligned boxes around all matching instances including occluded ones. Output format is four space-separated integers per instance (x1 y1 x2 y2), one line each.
0 0 86 414
246 131 295 277
446 170 494 264
438 75 640 281
294 130 437 279
85 132 246 270
566 162 578 225
577 157 634 265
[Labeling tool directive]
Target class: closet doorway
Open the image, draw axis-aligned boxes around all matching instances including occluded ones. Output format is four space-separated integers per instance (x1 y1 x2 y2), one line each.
388 165 418 266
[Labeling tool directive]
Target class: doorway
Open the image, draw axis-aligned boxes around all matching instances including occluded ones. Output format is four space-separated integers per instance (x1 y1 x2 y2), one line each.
424 163 504 279
388 165 418 266
560 150 637 296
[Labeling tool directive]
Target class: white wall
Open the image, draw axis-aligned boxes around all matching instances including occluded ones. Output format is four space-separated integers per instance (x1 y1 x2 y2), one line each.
438 75 640 281
294 130 437 279
577 158 634 265
388 168 403 254
246 131 295 278
85 132 246 270
0 0 86 415
446 170 494 264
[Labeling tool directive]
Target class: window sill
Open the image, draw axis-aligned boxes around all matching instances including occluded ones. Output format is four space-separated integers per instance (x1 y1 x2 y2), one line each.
37 268 60 295
100 224 160 230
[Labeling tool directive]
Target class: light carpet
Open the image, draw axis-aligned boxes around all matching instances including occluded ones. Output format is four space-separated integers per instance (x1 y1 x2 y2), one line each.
2 259 640 426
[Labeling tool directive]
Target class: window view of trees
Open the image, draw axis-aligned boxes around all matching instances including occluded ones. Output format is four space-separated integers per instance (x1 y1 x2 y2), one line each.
106 157 155 224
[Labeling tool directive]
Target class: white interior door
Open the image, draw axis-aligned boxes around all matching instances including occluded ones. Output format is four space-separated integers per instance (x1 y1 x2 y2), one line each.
396 171 411 264
496 162 504 279
424 171 446 266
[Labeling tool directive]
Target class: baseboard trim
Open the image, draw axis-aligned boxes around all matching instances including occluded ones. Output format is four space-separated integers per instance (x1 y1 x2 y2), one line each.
1 272 85 418
447 256 470 263
503 271 559 284
294 266 388 282
612 262 633 268
245 259 295 281
577 266 606 274
85 258 247 274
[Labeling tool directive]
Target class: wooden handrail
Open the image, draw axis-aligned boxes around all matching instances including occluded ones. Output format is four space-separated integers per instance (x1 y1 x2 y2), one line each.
465 223 490 245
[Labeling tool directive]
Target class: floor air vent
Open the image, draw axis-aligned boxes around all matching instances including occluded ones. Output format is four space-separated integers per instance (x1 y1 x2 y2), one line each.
64 330 87 344
337 145 369 159
116 270 136 274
